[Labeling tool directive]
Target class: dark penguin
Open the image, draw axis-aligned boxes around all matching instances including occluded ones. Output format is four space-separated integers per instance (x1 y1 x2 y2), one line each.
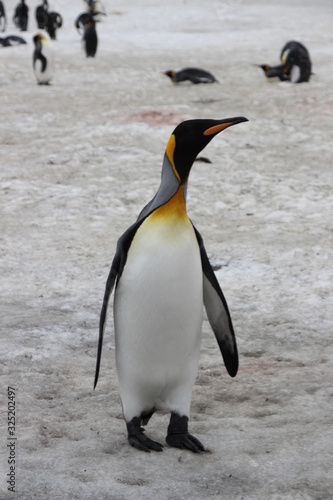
95 117 248 453
46 11 62 40
35 1 48 29
0 35 26 47
75 12 92 34
32 33 54 85
259 40 312 83
0 0 7 32
83 18 98 57
86 0 106 18
13 0 29 32
35 3 62 40
165 67 218 84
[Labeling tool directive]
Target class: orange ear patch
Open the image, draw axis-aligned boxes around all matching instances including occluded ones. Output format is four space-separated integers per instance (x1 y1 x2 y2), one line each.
166 134 181 182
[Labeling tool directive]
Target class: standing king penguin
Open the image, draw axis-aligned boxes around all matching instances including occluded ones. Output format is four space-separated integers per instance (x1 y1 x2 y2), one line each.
95 117 248 452
32 33 54 85
83 18 97 57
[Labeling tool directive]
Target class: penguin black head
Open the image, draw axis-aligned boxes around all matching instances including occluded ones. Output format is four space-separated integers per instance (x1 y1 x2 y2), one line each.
33 33 47 46
33 33 45 51
258 64 271 74
33 34 41 45
166 117 248 184
164 70 176 80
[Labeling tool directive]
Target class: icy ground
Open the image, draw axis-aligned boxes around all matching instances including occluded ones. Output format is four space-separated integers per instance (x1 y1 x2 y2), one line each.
0 0 332 499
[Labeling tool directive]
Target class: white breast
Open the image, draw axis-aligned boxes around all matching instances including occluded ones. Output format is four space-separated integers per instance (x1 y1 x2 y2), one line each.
34 40 54 84
114 214 203 421
290 65 301 83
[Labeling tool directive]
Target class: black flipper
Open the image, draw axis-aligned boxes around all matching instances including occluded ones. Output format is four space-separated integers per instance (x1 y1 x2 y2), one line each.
192 224 238 377
33 39 47 73
94 218 146 388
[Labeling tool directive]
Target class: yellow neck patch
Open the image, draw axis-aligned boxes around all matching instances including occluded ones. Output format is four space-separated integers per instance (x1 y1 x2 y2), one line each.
166 134 181 183
281 49 290 66
149 185 187 222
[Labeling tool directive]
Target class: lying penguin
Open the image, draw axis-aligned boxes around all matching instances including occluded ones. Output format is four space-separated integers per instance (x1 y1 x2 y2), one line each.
95 116 248 452
165 67 218 84
0 35 26 47
32 32 54 85
259 40 312 83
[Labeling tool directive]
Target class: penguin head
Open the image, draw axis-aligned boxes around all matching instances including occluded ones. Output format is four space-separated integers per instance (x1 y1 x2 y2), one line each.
164 70 176 80
165 117 248 185
258 64 271 74
33 33 47 47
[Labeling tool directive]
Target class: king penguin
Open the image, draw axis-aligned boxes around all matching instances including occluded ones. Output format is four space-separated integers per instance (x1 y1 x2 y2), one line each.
94 117 248 452
165 67 218 84
32 32 54 85
258 40 312 83
83 17 98 57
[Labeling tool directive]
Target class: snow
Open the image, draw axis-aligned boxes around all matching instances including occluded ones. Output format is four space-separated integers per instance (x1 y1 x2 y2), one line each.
1 0 333 498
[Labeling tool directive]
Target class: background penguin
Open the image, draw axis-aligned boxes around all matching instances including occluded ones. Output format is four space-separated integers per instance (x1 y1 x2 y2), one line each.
32 33 54 85
35 1 48 29
35 2 62 40
94 116 248 452
259 40 312 83
75 12 91 34
85 0 106 20
165 67 218 84
13 0 29 32
0 35 26 47
83 17 98 57
258 63 287 81
0 0 6 32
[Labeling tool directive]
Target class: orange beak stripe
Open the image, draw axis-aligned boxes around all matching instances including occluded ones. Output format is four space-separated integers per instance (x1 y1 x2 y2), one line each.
203 122 235 136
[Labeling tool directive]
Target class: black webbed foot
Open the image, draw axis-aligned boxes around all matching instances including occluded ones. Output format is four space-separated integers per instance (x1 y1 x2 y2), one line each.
127 417 163 452
166 413 205 453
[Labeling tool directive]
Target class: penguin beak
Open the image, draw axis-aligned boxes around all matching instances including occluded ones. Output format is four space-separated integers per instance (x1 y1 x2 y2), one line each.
256 64 270 71
203 116 248 136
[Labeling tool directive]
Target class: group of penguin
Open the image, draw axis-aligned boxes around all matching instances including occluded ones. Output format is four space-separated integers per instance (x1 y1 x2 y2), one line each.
1 0 313 86
165 40 312 85
32 1 103 84
3 3 314 455
0 1 103 84
32 36 312 87
31 12 312 454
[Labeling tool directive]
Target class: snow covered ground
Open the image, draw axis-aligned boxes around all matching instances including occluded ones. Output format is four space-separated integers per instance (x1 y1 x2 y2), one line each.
1 0 332 498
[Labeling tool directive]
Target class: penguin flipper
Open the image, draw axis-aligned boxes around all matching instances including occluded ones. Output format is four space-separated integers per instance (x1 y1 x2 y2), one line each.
192 225 238 377
94 251 120 389
94 219 146 388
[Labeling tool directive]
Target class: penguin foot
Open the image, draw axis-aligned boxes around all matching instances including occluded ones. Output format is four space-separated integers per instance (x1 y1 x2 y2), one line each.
166 413 205 453
127 417 163 453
